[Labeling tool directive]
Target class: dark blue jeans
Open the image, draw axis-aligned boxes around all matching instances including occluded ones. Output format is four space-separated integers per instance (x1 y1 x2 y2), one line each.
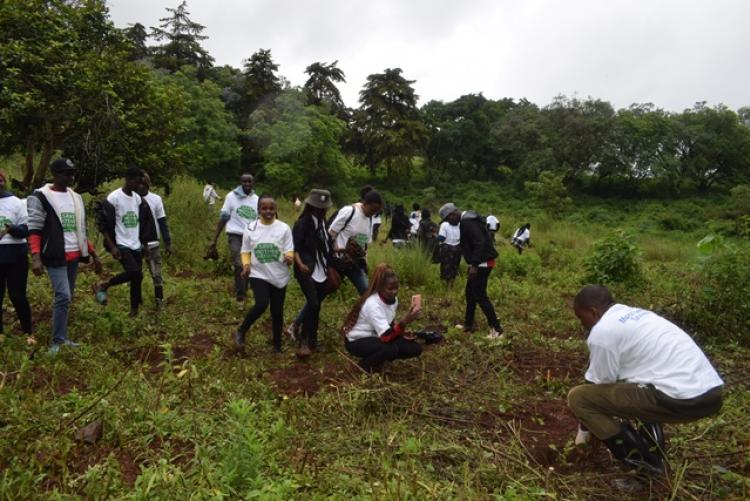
47 261 79 344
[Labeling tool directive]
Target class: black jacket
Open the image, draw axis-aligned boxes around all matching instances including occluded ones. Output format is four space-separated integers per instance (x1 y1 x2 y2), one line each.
460 211 498 266
292 214 330 279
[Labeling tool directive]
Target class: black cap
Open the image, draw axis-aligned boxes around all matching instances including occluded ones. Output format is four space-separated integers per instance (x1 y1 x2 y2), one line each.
50 158 77 174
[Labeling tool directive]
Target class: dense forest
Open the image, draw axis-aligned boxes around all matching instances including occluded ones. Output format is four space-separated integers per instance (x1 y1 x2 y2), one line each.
2 0 749 199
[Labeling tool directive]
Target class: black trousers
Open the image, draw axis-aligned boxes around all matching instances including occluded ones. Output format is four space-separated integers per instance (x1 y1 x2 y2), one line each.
345 336 422 371
296 275 328 349
0 257 32 334
107 248 143 310
464 267 501 330
239 278 287 351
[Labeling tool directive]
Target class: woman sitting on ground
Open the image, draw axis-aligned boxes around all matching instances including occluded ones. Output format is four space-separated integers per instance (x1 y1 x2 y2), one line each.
342 263 422 372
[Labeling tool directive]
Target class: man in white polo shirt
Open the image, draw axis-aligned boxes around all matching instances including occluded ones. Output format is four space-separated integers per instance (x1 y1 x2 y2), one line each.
208 173 258 302
568 285 724 475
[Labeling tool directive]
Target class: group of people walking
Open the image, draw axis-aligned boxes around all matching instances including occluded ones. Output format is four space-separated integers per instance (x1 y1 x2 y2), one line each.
3 164 725 486
2 159 171 355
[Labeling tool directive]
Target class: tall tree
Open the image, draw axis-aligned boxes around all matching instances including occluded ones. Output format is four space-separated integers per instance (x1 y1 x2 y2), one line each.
163 67 241 177
247 90 353 198
149 1 214 77
303 61 347 117
123 22 149 60
423 94 512 180
542 95 616 182
352 68 428 178
671 103 750 192
603 104 674 188
239 48 282 121
0 0 189 191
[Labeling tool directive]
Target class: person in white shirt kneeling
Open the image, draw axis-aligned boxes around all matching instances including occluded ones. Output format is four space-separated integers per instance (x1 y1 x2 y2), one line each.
342 263 422 373
568 284 724 476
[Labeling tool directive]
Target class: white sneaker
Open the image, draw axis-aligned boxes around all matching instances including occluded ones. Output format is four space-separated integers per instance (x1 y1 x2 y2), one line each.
486 328 504 340
575 426 591 445
285 323 298 342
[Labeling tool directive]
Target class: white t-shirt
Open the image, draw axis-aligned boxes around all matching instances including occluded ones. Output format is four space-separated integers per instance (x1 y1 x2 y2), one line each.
486 215 499 231
242 219 294 289
311 215 328 284
142 192 166 247
585 304 724 399
107 188 142 251
46 190 80 252
346 293 398 342
514 228 530 243
439 221 461 246
221 189 259 235
330 204 372 250
372 213 382 225
203 184 220 205
409 211 421 235
0 195 28 245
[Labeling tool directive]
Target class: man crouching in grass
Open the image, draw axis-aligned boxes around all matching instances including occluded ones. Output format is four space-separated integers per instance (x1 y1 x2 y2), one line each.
568 285 723 478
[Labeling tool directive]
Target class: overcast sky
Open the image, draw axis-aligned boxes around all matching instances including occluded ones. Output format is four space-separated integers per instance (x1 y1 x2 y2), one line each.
107 0 750 112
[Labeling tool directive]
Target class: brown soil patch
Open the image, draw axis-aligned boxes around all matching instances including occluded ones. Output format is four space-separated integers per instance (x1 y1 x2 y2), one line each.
266 360 356 396
513 399 617 473
39 444 139 491
13 367 87 396
505 345 587 384
40 436 195 492
134 331 218 373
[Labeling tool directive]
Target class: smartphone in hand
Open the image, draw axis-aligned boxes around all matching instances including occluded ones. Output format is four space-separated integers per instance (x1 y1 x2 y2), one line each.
411 294 422 311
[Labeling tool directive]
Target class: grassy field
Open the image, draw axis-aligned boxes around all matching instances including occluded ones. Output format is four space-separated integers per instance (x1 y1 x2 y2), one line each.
0 177 748 499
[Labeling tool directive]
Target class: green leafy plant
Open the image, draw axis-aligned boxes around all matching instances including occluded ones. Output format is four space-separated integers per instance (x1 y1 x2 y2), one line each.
584 229 643 286
686 235 750 342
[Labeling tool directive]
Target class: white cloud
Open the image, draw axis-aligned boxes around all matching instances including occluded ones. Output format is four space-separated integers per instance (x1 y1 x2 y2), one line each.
107 0 750 111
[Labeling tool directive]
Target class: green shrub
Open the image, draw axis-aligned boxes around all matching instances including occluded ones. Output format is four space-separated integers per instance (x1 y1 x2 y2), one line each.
730 184 750 215
584 229 643 286
658 212 698 231
524 170 572 214
683 236 750 343
496 249 542 278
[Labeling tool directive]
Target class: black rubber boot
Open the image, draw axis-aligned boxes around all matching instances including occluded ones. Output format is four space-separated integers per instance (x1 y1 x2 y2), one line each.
603 423 666 476
155 286 164 311
638 421 666 452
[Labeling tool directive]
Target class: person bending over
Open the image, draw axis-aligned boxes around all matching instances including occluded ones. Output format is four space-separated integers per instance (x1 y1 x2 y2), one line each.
342 263 422 373
568 284 723 476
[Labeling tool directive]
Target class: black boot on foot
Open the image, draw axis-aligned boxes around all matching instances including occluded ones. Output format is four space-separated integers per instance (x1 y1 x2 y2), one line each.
603 423 666 476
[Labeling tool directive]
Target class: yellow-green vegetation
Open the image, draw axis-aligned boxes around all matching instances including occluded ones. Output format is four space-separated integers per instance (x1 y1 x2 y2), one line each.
1 178 748 500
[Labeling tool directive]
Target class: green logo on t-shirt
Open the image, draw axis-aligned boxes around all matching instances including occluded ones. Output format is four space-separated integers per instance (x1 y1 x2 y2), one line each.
236 205 257 221
254 243 281 263
121 211 138 228
354 233 369 248
61 212 76 232
0 216 10 228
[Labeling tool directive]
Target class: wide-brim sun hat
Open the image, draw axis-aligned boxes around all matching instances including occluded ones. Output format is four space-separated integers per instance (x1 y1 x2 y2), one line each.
439 202 458 220
305 189 333 209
